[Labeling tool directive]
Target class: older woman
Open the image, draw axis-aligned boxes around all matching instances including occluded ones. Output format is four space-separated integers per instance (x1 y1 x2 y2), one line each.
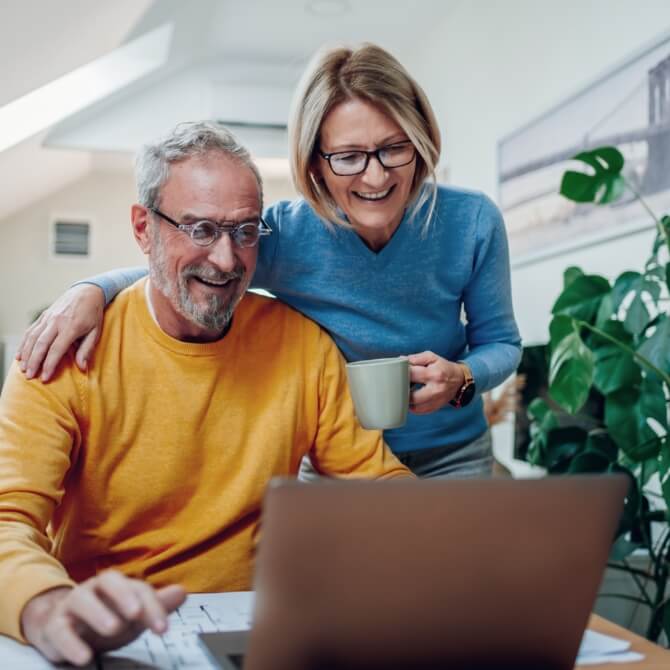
17 43 521 478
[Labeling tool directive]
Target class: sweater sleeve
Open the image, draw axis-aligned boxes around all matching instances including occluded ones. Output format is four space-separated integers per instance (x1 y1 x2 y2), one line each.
309 330 412 480
461 196 522 393
250 202 281 291
74 266 148 306
0 361 83 641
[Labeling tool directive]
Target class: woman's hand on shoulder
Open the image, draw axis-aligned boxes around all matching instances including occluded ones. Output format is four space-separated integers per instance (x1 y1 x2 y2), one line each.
17 284 106 382
408 351 465 414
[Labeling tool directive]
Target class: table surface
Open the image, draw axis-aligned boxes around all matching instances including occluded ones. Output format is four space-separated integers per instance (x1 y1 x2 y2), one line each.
586 614 670 669
0 601 668 669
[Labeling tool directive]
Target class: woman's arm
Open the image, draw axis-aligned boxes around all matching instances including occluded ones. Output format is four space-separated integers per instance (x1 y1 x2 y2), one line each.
17 267 148 381
408 195 522 414
460 196 522 390
77 267 148 306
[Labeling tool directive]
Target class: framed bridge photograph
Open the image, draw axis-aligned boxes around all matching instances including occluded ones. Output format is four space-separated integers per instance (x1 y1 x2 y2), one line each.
498 30 670 261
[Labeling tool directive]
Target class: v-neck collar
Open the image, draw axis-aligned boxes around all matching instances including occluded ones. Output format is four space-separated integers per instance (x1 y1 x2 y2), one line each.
336 208 410 269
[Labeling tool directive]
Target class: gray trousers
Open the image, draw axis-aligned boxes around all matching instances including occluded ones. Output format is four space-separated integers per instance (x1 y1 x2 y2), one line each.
298 430 493 481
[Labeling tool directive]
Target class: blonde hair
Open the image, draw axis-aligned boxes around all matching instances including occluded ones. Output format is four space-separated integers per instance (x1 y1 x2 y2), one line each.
289 43 441 232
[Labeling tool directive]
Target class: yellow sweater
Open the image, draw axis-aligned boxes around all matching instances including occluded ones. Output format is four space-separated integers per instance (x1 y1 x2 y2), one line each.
0 279 409 640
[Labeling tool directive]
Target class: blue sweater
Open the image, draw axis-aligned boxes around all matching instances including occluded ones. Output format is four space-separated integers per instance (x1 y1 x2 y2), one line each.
89 185 521 454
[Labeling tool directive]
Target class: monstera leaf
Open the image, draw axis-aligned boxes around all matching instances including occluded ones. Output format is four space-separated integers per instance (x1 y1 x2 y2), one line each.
549 330 594 414
605 378 667 461
563 266 584 288
661 441 670 516
560 146 625 204
548 314 573 352
526 398 558 465
589 321 640 395
551 274 611 323
608 272 660 336
610 271 641 310
637 315 670 377
544 426 588 472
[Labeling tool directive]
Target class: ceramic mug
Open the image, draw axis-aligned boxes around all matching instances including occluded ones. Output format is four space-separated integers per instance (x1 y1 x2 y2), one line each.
345 356 410 430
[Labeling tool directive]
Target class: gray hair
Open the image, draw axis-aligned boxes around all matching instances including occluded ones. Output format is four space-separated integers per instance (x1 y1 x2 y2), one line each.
135 121 264 210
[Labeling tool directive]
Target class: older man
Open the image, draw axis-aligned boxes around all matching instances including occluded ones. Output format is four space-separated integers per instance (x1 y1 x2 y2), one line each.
0 122 409 665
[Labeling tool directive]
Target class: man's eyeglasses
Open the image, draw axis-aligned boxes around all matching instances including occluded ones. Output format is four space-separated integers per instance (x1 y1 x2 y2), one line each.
150 208 272 248
319 140 416 176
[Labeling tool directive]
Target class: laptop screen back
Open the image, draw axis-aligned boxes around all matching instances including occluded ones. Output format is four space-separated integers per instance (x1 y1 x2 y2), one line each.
218 475 628 670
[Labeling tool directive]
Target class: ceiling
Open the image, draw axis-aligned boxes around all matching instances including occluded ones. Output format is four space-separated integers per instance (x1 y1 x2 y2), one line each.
0 0 153 107
0 0 459 220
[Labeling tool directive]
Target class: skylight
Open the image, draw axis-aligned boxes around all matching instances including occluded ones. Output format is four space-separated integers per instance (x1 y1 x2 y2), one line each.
0 23 173 154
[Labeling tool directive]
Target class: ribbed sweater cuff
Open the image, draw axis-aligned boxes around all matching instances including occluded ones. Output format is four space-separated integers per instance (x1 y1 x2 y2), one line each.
2 568 75 642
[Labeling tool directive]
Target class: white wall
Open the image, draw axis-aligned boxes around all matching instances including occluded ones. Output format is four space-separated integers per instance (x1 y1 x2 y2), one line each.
408 0 670 345
0 169 142 341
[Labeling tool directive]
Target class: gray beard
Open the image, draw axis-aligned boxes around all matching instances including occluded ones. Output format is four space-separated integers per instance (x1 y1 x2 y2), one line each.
149 225 248 332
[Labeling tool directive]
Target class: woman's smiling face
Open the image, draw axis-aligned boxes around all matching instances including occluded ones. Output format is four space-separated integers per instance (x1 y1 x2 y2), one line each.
316 97 417 251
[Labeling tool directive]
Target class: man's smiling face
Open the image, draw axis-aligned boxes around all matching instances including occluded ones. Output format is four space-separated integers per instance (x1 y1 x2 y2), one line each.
142 152 261 341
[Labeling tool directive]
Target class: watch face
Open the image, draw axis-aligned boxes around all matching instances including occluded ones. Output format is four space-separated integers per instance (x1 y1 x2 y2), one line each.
459 381 476 407
450 380 476 408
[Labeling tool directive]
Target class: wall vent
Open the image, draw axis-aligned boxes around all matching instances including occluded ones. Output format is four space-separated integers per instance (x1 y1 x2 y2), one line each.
53 220 90 257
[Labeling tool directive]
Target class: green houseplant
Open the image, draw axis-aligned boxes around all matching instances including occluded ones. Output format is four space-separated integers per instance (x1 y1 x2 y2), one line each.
526 146 670 643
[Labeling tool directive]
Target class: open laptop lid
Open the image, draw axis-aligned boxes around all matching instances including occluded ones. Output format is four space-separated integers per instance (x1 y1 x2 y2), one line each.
208 475 628 670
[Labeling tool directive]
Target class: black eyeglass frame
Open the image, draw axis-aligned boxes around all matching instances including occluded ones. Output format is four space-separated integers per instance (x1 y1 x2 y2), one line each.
318 140 416 176
150 207 272 248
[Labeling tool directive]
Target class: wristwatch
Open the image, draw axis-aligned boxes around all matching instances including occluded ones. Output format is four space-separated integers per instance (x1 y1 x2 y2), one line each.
449 362 476 408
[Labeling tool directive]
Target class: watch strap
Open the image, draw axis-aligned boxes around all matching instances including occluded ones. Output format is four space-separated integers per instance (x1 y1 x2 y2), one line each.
449 361 475 408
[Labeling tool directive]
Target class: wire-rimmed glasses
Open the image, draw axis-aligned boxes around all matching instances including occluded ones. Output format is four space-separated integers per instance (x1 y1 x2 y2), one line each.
150 208 272 248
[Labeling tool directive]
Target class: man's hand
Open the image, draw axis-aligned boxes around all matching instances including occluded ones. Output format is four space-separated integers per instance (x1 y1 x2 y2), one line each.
21 571 187 667
17 283 106 382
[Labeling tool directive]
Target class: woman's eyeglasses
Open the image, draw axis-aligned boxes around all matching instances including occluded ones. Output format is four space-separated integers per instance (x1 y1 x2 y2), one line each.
319 140 416 176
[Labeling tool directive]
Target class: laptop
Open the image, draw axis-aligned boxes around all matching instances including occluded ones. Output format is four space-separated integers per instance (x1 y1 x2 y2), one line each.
199 474 628 670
